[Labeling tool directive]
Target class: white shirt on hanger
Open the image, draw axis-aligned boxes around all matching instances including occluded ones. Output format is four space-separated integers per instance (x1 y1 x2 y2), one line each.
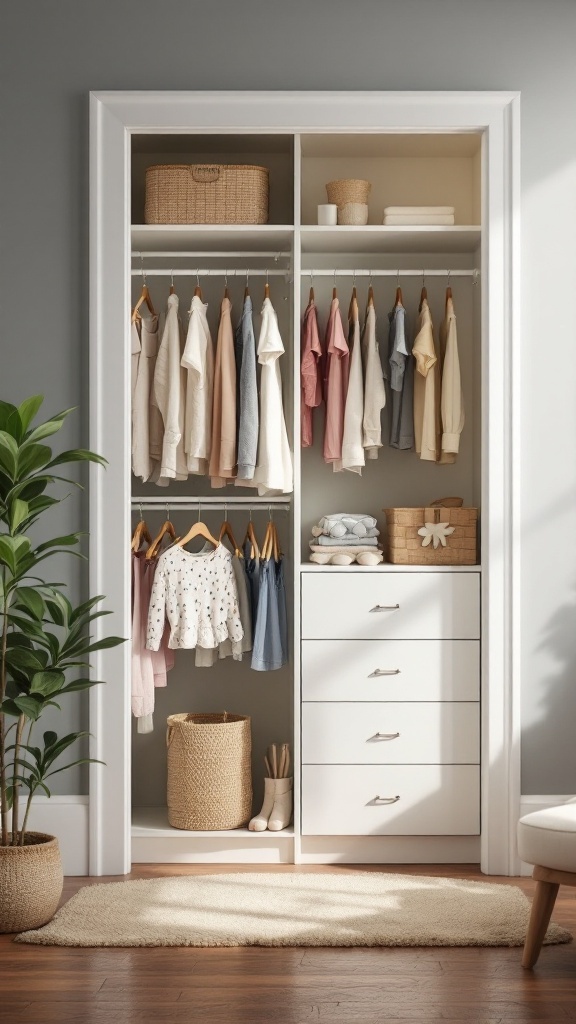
440 295 465 455
335 305 365 475
181 294 214 475
253 297 293 496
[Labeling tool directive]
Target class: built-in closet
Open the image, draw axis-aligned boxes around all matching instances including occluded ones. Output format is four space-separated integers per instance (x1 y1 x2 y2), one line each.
89 91 520 876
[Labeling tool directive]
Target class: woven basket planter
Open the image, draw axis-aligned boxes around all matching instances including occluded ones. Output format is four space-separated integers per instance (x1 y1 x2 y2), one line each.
326 178 371 209
167 712 252 830
338 202 369 225
145 164 269 224
0 832 63 933
384 502 478 565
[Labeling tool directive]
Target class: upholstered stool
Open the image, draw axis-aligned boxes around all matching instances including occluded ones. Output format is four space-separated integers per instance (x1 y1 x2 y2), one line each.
517 798 576 968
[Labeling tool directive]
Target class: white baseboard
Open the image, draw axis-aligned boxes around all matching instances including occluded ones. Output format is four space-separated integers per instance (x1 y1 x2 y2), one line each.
518 795 575 876
19 796 89 876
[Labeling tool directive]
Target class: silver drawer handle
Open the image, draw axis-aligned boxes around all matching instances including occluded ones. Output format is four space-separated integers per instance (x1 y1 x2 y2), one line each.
372 732 400 741
369 668 401 677
374 795 401 804
370 603 400 613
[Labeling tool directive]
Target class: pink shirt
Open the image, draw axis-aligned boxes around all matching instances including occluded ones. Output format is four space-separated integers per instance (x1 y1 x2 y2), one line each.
300 299 323 448
323 297 350 463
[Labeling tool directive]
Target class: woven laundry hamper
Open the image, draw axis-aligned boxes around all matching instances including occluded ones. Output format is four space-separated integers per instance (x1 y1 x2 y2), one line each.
166 712 252 830
145 164 269 224
384 498 478 566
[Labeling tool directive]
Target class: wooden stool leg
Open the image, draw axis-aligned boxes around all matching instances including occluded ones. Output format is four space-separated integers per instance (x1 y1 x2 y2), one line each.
522 878 560 968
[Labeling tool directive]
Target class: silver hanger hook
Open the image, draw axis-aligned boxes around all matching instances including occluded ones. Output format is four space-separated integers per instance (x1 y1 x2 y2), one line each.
249 505 253 523
396 268 400 287
268 505 273 521
224 269 228 287
246 269 249 287
139 503 144 521
170 269 174 288
197 501 201 522
422 268 425 288
352 269 356 287
310 269 314 285
447 268 451 285
165 502 171 522
224 501 228 519
196 269 200 288
139 252 146 284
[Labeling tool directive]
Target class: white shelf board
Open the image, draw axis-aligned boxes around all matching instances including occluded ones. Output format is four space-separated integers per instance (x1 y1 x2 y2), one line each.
132 224 294 254
132 806 294 839
300 225 481 255
300 563 481 573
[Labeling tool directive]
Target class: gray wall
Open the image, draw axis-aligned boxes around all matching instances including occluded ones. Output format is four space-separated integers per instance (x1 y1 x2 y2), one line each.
2 0 576 795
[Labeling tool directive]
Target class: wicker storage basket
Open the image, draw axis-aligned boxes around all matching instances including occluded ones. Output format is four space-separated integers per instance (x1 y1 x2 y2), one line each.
166 712 252 830
384 498 478 566
145 164 269 224
326 178 371 208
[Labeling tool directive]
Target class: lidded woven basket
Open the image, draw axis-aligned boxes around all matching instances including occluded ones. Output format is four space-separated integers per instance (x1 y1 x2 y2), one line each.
145 164 269 225
384 498 478 566
166 712 252 830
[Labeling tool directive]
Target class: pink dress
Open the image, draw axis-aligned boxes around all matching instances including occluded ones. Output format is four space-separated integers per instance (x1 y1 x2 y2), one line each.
323 297 350 463
300 299 323 448
131 552 174 734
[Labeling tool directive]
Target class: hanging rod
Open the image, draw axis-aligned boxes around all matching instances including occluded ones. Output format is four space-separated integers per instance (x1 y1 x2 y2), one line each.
131 251 291 259
131 269 288 277
132 496 291 508
132 497 289 509
301 268 479 278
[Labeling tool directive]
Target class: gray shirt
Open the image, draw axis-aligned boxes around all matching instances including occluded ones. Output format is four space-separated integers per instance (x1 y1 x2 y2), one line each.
235 295 259 479
387 303 415 450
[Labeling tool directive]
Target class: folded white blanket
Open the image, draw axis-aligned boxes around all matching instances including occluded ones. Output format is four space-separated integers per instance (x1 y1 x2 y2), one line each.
384 215 455 225
312 535 379 547
384 206 455 215
315 513 378 539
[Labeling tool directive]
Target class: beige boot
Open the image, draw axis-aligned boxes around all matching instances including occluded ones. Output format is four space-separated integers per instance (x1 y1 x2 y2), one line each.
248 777 276 831
267 777 293 831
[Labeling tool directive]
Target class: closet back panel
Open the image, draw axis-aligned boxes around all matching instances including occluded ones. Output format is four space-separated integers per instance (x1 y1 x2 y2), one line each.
299 272 479 562
130 508 293 814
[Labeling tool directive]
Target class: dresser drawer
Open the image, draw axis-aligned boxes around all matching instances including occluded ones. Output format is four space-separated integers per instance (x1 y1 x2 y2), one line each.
301 640 479 701
301 764 480 835
301 572 480 640
302 702 479 764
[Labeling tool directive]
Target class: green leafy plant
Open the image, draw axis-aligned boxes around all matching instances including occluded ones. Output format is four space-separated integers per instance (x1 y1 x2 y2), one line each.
0 396 123 846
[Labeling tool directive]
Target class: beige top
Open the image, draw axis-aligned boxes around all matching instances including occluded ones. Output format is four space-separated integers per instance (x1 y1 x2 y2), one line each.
209 297 237 488
152 294 188 483
181 295 214 476
360 304 386 459
412 298 438 462
336 306 365 475
439 296 464 456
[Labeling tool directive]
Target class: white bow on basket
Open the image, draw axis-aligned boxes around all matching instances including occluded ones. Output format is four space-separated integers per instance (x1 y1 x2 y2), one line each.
418 521 455 549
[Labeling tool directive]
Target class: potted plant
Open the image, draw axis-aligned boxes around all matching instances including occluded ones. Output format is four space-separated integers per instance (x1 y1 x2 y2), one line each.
0 396 123 932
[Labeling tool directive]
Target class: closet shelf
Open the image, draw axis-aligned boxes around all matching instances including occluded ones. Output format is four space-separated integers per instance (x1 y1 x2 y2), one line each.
300 563 481 573
132 806 295 840
132 224 295 254
299 225 481 255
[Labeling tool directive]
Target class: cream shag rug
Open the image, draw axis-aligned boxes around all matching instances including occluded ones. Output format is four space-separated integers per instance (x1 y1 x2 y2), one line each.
17 871 572 948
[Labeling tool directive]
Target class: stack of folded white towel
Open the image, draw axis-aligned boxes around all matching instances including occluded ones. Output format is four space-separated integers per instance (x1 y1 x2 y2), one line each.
383 205 455 225
309 513 384 565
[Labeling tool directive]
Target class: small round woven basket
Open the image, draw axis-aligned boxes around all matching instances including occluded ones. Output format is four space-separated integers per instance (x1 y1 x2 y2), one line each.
166 712 252 830
338 202 369 225
0 832 63 933
326 178 371 207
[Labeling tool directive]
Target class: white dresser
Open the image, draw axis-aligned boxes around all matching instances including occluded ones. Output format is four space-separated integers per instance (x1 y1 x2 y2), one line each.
301 570 481 838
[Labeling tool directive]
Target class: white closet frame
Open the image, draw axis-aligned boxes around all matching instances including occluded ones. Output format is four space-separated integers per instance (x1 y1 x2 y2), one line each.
89 90 521 876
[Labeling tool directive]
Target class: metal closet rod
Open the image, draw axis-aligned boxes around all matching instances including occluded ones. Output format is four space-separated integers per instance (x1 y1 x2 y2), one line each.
131 251 291 259
131 269 287 277
302 268 479 277
132 496 291 511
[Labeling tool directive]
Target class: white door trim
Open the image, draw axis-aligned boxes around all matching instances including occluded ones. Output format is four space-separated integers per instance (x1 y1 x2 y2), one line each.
89 90 521 875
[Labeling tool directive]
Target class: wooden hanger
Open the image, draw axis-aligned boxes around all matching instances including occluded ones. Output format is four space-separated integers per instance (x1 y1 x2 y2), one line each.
244 271 250 300
175 517 219 550
367 284 375 309
131 515 152 553
261 519 280 562
445 281 453 313
419 282 428 312
309 273 314 303
219 511 241 557
243 512 260 560
224 273 230 300
131 282 157 324
264 271 271 300
395 272 403 306
348 278 358 322
146 514 177 559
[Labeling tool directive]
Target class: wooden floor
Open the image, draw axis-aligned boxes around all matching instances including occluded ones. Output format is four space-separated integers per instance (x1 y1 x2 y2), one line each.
0 864 575 1024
